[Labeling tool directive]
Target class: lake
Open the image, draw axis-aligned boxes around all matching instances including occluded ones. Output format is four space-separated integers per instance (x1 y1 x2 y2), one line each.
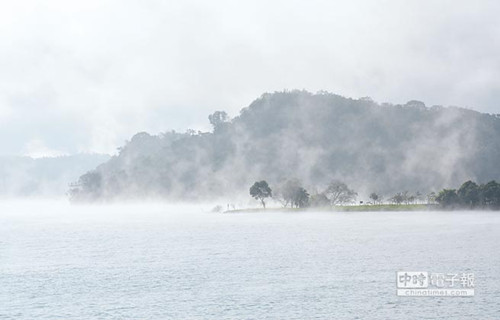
1 201 499 319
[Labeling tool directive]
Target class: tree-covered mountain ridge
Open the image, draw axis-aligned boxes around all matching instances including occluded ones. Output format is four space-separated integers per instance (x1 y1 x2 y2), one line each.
70 90 500 202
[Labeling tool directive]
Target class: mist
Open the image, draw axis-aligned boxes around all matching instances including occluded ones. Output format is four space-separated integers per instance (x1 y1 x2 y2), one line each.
1 0 500 156
66 91 500 205
0 154 109 199
2 1 500 318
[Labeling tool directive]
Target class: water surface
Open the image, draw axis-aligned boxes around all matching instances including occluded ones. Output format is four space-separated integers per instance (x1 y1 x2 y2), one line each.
1 201 499 319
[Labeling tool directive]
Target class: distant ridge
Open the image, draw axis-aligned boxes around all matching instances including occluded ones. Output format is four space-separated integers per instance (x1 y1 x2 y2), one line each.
0 154 110 197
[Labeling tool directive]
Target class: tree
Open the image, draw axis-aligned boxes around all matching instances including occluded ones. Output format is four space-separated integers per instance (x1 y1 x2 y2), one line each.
250 180 272 208
323 180 357 206
276 179 310 208
405 100 426 110
276 179 300 207
415 191 424 204
69 170 102 202
433 180 500 209
457 180 480 208
401 191 411 204
435 189 459 208
480 180 500 208
426 192 436 204
369 192 379 205
310 193 330 207
390 192 404 205
292 187 310 208
208 111 229 132
407 195 416 204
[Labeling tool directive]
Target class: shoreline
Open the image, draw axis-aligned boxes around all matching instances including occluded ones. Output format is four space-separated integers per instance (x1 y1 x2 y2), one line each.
224 204 438 213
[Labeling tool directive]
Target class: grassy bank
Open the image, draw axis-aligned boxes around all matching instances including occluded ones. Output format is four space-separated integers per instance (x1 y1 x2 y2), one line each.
329 204 433 212
225 204 436 213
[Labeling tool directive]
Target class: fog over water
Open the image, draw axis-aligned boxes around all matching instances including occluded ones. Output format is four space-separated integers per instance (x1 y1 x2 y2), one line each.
1 201 499 319
1 1 500 318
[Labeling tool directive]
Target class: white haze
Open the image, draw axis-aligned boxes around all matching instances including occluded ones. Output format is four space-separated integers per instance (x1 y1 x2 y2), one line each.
0 154 110 198
0 0 500 156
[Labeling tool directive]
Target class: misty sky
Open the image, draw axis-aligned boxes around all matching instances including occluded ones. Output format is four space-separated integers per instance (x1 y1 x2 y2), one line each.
1 0 499 157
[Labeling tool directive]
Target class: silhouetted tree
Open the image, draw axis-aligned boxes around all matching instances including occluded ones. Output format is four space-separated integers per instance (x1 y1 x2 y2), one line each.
415 191 424 204
208 111 229 132
276 179 300 207
407 194 416 204
457 180 480 208
250 180 272 208
401 191 411 204
69 170 102 201
480 180 500 208
427 191 436 204
292 187 310 208
323 180 357 205
369 192 379 205
310 193 330 207
390 192 404 205
435 189 459 208
276 179 310 208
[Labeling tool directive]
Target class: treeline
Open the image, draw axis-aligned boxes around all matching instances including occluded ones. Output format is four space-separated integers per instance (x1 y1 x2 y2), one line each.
249 179 357 208
377 191 436 205
435 180 500 209
249 179 433 208
249 178 500 210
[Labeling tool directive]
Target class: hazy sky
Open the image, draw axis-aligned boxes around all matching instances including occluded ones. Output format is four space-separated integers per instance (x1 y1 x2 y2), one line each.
1 0 499 157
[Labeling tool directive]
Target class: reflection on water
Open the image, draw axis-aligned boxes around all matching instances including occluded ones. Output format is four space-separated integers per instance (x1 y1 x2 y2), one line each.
1 201 499 319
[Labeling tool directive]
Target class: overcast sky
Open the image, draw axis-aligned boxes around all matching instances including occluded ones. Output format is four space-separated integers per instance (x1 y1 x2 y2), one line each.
0 0 499 157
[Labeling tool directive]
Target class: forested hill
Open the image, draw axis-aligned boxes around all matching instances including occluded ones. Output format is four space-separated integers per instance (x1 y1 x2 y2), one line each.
70 91 500 202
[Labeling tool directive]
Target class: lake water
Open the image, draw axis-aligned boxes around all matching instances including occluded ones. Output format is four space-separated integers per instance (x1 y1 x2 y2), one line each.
1 201 500 319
